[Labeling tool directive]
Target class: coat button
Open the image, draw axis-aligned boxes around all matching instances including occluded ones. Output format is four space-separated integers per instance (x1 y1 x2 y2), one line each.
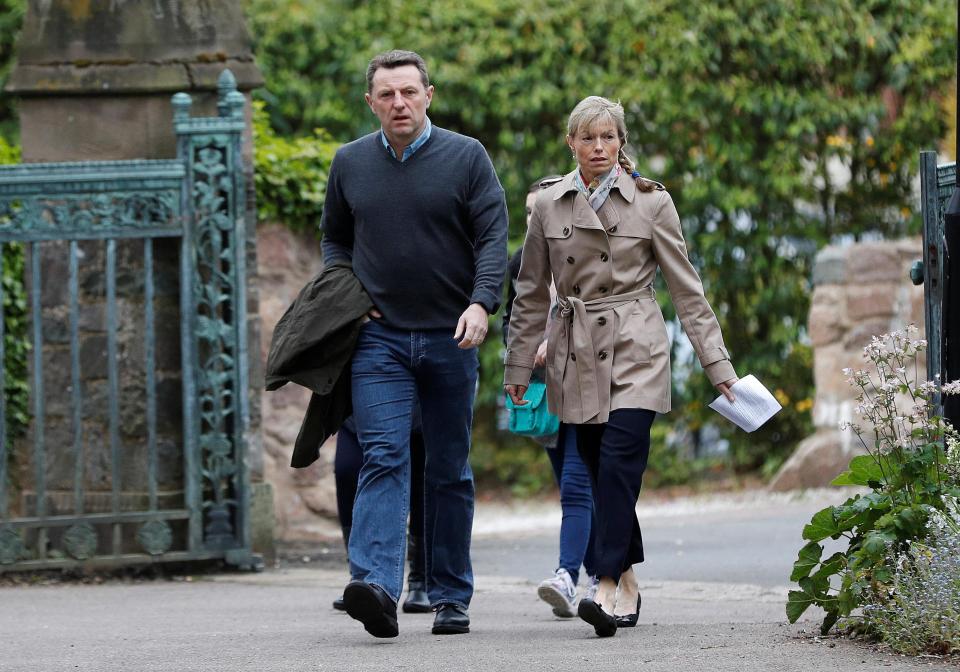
567 256 575 264
598 351 608 360
608 225 618 233
562 227 570 235
597 317 607 326
573 284 581 295
600 252 609 262
599 286 608 293
571 353 577 361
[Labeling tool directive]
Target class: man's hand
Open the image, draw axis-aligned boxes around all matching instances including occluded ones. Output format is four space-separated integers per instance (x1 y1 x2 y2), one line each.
367 308 382 319
504 384 528 406
534 339 548 368
715 377 739 402
454 303 488 349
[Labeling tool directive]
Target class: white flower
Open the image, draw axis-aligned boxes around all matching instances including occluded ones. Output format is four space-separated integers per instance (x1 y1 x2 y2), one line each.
942 380 960 395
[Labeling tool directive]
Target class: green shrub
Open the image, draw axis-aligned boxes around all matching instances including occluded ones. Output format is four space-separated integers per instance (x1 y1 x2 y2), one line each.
0 136 28 440
787 327 960 634
252 100 340 235
470 405 554 498
862 497 960 656
246 0 956 481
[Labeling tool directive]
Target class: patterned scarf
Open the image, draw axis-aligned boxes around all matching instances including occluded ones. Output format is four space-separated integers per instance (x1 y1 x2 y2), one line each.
574 164 621 212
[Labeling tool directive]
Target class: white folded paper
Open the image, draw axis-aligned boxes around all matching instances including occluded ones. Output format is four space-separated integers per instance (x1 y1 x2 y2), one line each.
708 374 782 433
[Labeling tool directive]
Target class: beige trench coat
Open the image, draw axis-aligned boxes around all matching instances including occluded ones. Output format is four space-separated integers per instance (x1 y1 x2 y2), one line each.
503 170 736 424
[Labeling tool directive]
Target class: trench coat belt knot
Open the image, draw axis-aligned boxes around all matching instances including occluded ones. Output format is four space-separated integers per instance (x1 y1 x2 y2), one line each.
554 285 656 423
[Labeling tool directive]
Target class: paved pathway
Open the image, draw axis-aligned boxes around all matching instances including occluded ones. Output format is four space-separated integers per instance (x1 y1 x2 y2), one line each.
1 489 955 671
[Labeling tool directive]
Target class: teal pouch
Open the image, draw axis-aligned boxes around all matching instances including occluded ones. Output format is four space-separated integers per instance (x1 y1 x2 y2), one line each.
505 381 560 438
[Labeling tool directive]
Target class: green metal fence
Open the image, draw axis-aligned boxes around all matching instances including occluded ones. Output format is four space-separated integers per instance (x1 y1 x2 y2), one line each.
0 71 257 572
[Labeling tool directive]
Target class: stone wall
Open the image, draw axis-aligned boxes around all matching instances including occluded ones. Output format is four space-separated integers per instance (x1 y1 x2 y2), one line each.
257 224 340 543
769 238 925 491
12 239 183 517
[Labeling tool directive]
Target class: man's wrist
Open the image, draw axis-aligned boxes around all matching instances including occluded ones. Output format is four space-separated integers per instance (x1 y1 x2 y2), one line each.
470 289 500 316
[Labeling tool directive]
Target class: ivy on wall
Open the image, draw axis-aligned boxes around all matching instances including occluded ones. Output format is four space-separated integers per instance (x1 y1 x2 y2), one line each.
0 137 28 441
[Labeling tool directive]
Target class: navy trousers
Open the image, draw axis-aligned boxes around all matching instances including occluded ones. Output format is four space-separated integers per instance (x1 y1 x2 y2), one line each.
575 408 656 580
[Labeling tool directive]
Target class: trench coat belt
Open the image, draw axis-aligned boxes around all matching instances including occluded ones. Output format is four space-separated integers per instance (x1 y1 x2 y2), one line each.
554 285 656 422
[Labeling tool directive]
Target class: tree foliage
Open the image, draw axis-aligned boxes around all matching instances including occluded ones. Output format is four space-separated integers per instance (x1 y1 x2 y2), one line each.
0 1 952 478
0 137 28 440
252 100 340 234
0 0 24 140
246 0 954 473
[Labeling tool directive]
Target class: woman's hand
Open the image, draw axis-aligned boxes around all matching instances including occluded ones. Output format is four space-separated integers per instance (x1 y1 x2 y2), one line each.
533 339 548 368
715 377 739 402
504 384 529 406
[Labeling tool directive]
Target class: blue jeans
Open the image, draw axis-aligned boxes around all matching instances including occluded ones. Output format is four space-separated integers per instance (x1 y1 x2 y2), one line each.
348 320 479 608
546 424 596 585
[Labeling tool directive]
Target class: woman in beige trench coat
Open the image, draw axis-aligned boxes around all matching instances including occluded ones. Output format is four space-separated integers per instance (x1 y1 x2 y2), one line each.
504 96 738 638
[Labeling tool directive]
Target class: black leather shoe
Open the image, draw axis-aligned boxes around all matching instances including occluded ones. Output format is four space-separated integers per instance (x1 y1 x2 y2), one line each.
615 593 641 628
402 580 432 613
577 598 617 637
432 604 470 635
332 594 346 611
343 581 399 638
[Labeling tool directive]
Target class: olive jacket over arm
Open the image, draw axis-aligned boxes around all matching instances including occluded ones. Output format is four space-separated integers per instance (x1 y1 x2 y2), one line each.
265 262 374 468
503 170 736 425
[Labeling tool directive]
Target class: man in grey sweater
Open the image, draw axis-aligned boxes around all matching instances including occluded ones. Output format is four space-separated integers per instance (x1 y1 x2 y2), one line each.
321 49 508 638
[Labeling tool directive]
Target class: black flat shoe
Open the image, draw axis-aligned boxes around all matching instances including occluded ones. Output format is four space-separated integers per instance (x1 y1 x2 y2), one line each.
577 598 617 638
615 593 641 628
432 604 470 634
333 594 346 611
343 581 399 638
402 580 432 613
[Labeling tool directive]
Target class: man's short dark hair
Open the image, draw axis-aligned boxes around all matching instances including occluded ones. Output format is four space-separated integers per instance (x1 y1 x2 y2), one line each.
366 50 430 92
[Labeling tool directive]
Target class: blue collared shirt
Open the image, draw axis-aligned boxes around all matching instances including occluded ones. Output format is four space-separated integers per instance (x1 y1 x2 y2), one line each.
381 117 432 162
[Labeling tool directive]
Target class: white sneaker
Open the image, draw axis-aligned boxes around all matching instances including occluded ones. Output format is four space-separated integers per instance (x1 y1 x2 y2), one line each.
582 575 600 603
537 568 577 618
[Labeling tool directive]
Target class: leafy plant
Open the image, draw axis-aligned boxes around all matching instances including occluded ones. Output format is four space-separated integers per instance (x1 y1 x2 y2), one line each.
862 496 960 655
0 0 24 140
787 326 960 633
245 0 956 476
251 100 340 235
0 136 28 442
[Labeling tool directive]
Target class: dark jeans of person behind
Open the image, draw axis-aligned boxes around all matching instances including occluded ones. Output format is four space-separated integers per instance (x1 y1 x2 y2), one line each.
546 424 596 585
334 417 426 562
575 408 656 579
349 320 479 608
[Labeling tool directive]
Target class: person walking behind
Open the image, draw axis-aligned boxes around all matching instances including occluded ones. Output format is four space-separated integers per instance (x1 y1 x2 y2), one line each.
321 50 508 638
503 177 597 618
504 96 737 637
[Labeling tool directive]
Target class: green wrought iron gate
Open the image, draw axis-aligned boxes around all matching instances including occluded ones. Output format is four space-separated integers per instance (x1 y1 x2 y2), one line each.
916 152 957 414
0 71 257 571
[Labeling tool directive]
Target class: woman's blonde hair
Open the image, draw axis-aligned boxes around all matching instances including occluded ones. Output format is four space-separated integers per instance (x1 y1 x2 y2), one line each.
566 96 658 193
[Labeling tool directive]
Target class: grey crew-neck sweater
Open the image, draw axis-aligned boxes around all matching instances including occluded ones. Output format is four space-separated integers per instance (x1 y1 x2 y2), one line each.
320 127 508 331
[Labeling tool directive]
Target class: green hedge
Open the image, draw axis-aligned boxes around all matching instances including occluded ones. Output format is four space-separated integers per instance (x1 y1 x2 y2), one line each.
252 101 339 235
245 0 955 479
0 136 28 440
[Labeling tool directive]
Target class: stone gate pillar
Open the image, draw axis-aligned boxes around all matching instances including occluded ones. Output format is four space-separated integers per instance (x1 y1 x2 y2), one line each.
4 0 271 559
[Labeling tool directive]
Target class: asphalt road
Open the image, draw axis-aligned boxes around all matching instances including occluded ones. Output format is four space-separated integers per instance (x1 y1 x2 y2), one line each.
1 489 954 672
473 493 849 589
